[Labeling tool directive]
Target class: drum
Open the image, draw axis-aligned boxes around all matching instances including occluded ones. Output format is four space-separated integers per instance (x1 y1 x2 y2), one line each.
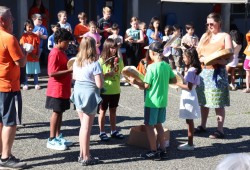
121 66 145 89
204 48 233 65
169 70 184 89
67 57 76 69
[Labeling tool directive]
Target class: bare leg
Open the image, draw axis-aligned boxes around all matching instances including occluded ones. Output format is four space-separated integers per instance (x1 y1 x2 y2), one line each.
109 107 117 132
230 68 236 86
246 70 250 89
1 125 17 159
56 113 63 137
98 109 106 133
79 112 95 160
50 111 61 138
145 125 157 151
200 106 209 129
0 123 2 155
186 119 194 146
155 123 165 150
215 108 225 133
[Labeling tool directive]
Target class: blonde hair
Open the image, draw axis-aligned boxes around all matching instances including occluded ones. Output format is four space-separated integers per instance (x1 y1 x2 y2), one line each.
57 10 67 20
78 12 87 19
198 13 222 47
130 16 139 23
103 6 111 14
76 36 97 67
31 13 42 20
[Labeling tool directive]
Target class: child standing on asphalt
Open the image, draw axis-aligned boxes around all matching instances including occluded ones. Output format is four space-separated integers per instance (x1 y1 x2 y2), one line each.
20 19 41 90
129 42 176 160
70 36 103 166
45 28 74 151
176 48 201 151
98 38 124 142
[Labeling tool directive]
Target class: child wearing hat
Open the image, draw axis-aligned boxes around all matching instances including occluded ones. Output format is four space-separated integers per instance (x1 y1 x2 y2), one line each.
129 42 176 160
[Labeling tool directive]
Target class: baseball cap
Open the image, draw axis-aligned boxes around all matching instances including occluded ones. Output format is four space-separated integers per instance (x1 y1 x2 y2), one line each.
149 42 164 53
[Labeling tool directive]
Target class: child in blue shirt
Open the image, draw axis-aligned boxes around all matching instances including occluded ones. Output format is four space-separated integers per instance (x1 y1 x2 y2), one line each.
48 23 60 50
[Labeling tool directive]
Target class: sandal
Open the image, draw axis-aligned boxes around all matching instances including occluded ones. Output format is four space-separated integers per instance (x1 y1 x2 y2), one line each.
99 133 109 141
243 88 250 93
81 156 99 166
209 130 225 139
111 131 124 139
194 126 207 133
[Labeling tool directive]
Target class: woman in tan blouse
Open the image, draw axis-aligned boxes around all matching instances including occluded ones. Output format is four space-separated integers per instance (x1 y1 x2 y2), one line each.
195 13 233 139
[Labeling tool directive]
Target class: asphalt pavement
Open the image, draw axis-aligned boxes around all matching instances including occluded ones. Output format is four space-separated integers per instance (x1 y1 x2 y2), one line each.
14 73 250 170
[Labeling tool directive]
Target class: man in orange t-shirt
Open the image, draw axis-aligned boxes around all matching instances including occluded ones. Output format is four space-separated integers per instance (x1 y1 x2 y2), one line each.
0 6 27 169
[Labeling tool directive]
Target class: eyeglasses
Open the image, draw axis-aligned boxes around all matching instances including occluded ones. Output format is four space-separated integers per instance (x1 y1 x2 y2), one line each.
206 23 214 27
38 18 42 21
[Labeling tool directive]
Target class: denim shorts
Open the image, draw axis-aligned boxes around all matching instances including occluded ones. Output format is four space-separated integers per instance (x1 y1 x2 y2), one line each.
144 107 166 126
0 91 22 125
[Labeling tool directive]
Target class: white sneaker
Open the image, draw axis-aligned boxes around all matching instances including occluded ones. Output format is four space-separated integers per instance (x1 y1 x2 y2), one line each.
177 143 194 151
35 85 41 90
46 138 67 151
56 133 73 147
22 85 28 90
229 84 236 91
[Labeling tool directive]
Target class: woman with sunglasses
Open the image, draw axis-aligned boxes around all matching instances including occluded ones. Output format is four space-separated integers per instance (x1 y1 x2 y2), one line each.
195 13 233 139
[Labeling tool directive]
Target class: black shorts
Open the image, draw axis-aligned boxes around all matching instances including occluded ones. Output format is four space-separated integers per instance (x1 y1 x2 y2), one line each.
0 91 22 126
45 96 70 113
100 94 120 111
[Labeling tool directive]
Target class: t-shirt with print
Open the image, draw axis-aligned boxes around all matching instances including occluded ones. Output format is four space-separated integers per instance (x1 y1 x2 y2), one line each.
0 29 24 92
48 34 55 50
46 48 72 99
144 61 175 108
73 61 102 83
98 57 124 95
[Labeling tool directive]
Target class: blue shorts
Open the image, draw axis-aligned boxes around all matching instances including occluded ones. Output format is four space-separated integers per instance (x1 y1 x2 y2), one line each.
144 107 166 126
0 91 22 126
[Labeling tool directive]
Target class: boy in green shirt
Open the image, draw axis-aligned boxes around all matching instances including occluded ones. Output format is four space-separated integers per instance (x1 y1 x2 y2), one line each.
129 42 176 160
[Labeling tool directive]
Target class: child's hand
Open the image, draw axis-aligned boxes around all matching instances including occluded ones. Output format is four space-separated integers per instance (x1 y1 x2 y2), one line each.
105 28 112 33
105 70 115 77
128 76 136 84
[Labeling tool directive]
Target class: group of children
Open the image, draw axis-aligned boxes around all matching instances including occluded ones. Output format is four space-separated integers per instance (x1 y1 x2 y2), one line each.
19 5 250 166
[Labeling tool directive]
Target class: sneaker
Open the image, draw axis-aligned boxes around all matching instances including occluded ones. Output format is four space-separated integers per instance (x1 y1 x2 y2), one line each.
159 149 168 159
22 85 28 90
0 155 27 169
35 85 41 90
177 143 194 151
140 151 161 161
229 84 236 91
56 133 73 147
46 138 67 151
123 82 130 86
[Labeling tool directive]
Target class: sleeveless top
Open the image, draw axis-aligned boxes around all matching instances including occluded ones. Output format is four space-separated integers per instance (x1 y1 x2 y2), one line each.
199 34 226 69
128 28 140 40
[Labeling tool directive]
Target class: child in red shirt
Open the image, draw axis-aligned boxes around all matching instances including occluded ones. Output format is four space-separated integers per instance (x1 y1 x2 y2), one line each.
45 28 74 150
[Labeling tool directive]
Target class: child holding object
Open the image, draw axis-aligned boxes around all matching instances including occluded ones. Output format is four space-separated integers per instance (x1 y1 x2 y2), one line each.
176 47 201 151
129 42 176 160
20 19 41 90
98 38 124 142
